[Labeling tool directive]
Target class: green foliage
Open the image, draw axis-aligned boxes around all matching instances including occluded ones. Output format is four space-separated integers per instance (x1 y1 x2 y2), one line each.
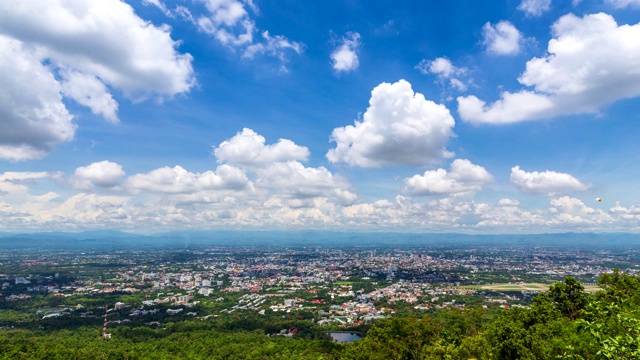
595 268 640 305
340 316 442 360
546 276 587 320
564 299 640 359
484 305 572 359
0 326 340 359
3 274 640 359
339 275 640 360
340 308 488 360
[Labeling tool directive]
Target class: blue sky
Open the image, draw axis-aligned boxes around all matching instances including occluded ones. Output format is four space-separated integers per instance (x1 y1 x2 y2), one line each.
1 0 640 233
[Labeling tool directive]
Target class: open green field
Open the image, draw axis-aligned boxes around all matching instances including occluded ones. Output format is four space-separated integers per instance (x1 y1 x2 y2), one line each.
333 281 354 286
459 283 600 293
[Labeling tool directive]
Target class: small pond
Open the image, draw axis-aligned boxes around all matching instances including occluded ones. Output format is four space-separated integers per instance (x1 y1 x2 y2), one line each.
328 332 362 343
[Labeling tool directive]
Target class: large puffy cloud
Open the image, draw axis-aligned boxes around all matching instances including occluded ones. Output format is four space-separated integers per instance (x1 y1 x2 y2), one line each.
404 159 493 196
510 166 589 194
0 36 75 161
482 21 522 56
54 193 130 223
0 0 195 99
0 0 194 160
458 13 640 124
118 128 357 224
331 32 361 73
126 165 250 194
548 196 613 227
213 129 355 208
256 161 355 205
327 80 456 167
214 128 309 166
518 0 551 16
70 161 125 190
518 13 640 100
457 91 554 124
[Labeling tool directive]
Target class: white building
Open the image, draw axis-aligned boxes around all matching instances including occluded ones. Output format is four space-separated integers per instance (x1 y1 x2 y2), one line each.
198 288 214 296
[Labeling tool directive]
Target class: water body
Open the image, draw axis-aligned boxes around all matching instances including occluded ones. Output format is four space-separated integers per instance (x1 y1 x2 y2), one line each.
329 332 361 343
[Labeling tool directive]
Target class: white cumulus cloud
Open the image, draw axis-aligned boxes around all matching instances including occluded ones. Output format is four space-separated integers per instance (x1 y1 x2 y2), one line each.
0 35 75 161
214 128 309 167
420 57 456 77
404 159 493 196
256 161 355 204
327 79 455 167
331 32 361 72
458 13 640 124
71 161 126 190
126 165 250 194
0 171 50 194
2 161 640 232
548 196 613 227
475 200 546 229
59 69 119 123
482 21 522 55
198 0 253 46
0 0 195 99
0 0 195 160
198 0 302 68
457 91 554 124
415 57 468 91
510 166 589 194
51 193 131 225
213 129 355 207
518 0 552 16
497 198 521 207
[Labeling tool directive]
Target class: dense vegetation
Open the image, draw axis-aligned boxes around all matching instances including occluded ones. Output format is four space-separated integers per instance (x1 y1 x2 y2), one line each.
1 271 639 359
340 270 640 359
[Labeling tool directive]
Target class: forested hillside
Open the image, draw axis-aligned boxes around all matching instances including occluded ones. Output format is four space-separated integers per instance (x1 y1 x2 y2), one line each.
1 270 639 359
341 270 640 359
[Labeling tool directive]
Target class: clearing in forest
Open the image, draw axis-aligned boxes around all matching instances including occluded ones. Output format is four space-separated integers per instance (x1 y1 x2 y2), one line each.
459 283 600 293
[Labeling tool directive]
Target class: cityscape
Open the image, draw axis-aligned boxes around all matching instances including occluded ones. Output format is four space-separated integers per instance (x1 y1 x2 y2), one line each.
1 233 637 334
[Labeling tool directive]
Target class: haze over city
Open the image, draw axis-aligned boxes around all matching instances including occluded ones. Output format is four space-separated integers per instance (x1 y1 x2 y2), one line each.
1 0 640 233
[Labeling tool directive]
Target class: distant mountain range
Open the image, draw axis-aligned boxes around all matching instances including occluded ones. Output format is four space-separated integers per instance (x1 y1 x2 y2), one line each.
0 230 639 250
